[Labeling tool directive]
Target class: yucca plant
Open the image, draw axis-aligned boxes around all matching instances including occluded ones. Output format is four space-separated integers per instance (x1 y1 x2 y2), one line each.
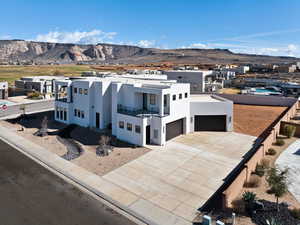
242 191 257 203
266 218 282 225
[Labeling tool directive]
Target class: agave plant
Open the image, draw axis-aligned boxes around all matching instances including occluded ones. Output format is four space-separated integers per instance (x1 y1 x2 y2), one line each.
266 218 282 225
242 191 257 203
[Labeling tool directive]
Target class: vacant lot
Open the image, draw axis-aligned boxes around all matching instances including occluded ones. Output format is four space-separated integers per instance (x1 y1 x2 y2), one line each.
0 111 150 176
233 104 287 137
0 65 91 84
0 139 136 225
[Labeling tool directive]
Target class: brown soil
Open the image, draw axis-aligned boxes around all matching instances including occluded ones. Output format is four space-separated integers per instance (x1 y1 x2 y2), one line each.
233 104 287 137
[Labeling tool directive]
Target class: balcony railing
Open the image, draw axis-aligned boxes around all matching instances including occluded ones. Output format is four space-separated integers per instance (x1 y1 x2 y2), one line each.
117 104 161 117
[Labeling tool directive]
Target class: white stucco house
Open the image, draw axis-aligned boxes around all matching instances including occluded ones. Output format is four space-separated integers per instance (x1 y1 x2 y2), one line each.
54 76 233 146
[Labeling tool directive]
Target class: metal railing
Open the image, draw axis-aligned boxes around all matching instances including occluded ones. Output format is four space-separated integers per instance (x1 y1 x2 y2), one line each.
117 104 160 117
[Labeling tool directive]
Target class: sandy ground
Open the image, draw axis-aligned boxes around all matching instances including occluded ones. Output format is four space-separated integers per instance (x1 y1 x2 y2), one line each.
0 139 136 225
233 104 287 137
0 111 151 176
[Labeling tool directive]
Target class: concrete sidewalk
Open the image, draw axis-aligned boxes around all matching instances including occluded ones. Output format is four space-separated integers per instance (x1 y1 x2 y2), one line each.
276 139 300 203
0 126 176 225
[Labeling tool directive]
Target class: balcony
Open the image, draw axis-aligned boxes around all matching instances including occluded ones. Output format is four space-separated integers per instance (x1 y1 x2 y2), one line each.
117 104 161 117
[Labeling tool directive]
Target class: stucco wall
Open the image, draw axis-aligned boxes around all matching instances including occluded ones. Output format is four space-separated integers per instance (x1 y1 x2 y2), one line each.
222 101 298 208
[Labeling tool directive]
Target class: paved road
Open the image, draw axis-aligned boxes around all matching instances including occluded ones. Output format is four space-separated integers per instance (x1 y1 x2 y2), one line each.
0 139 137 225
0 100 54 118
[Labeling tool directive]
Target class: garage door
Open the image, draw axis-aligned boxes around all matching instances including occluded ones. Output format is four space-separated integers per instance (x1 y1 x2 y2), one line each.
166 118 183 141
194 115 226 131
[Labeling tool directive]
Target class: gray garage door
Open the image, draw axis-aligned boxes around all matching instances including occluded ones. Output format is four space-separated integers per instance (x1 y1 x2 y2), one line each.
166 119 183 141
194 115 226 131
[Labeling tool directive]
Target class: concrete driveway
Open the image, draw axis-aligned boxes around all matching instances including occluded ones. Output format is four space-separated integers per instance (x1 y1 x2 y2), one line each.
103 132 256 224
276 140 300 204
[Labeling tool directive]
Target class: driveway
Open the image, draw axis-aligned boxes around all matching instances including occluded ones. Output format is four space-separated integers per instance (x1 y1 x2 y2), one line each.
276 139 300 203
103 132 256 224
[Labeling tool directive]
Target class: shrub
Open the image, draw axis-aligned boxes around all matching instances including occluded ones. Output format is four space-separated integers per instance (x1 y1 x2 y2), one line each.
267 148 277 156
244 175 261 188
261 158 270 169
284 124 296 138
290 208 300 220
255 164 265 177
27 91 42 99
242 191 257 203
231 198 245 214
275 139 285 146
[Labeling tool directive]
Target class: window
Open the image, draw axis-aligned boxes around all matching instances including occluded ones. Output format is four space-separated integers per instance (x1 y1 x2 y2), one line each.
56 107 59 118
179 93 182 99
149 94 156 105
63 109 67 121
77 110 81 118
127 123 132 131
74 109 77 116
74 87 77 94
119 121 124 129
79 88 82 94
154 129 158 139
81 110 84 118
185 93 188 98
84 89 88 95
135 125 141 133
163 95 167 107
190 117 193 123
172 95 176 101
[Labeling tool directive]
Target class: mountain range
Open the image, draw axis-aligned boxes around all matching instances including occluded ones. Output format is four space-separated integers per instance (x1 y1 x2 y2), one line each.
0 40 298 65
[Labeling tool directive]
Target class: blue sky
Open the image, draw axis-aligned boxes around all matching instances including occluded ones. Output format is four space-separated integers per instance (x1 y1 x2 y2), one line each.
1 0 300 56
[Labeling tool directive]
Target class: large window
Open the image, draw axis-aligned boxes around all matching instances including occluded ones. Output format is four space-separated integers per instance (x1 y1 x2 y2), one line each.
135 125 141 133
84 89 88 95
185 92 188 98
149 94 156 105
127 123 132 131
172 95 176 101
74 109 77 116
179 93 182 99
74 87 77 94
119 121 124 129
79 88 83 94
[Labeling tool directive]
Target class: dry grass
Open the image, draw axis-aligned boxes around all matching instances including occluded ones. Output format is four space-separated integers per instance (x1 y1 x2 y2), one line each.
244 175 261 188
0 65 92 85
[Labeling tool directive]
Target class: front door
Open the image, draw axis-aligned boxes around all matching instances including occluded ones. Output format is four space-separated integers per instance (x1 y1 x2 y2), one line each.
96 112 100 129
146 125 151 144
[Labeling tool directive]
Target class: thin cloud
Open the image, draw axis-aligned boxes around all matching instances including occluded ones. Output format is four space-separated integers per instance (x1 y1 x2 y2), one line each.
137 40 156 48
35 30 117 44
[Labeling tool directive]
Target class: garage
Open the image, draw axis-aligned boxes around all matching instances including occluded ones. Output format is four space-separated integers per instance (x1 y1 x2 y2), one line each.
194 115 226 131
166 118 184 141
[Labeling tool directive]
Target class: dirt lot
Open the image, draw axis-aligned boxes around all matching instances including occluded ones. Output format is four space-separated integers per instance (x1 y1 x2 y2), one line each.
0 139 136 225
233 104 287 137
0 111 150 176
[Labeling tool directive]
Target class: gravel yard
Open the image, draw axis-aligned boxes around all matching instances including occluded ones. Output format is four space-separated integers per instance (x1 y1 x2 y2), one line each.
0 111 151 176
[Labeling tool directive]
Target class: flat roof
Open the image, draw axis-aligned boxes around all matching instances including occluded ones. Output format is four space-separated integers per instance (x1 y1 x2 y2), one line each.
190 94 221 102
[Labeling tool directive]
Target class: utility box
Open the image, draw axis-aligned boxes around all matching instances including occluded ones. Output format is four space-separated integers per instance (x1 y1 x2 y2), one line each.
202 215 211 225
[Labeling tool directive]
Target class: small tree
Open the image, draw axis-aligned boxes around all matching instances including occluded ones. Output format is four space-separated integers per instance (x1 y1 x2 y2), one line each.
284 124 296 138
266 167 289 212
97 135 112 156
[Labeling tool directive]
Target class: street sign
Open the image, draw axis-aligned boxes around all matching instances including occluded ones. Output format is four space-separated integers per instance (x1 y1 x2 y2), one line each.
1 104 8 111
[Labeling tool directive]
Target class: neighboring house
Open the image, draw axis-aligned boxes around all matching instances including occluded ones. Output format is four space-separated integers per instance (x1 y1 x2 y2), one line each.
276 64 297 73
163 70 214 93
0 81 8 99
54 76 233 146
15 76 66 94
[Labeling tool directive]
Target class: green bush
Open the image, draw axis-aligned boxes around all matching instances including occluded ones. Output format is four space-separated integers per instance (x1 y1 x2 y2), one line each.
284 124 296 138
242 191 257 203
267 148 277 155
254 164 265 177
290 208 300 220
275 139 285 146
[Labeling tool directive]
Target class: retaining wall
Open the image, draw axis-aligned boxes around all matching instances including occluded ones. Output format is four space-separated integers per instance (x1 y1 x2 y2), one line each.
222 100 298 208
